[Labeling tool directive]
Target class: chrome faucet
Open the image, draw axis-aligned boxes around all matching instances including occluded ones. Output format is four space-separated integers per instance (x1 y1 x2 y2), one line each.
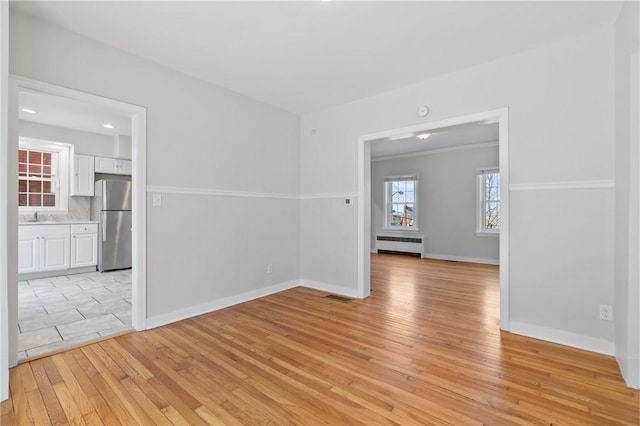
34 211 38 221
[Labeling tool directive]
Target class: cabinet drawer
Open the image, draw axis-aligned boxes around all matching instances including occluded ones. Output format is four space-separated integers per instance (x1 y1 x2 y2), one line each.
19 224 70 238
71 224 98 234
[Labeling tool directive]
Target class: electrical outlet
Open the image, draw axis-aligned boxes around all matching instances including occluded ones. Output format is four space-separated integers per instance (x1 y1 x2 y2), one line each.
599 304 613 321
267 263 273 274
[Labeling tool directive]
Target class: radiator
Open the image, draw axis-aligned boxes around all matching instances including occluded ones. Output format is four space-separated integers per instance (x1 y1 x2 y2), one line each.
375 235 423 256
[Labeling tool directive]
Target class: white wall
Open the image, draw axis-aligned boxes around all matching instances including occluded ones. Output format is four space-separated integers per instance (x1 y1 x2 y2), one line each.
614 1 640 389
19 120 117 157
371 144 499 264
300 27 616 354
9 12 301 323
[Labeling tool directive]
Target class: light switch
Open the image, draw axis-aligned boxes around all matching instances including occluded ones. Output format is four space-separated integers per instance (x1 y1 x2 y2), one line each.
152 194 162 207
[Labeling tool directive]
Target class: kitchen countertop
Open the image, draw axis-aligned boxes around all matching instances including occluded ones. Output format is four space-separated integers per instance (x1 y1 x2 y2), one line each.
19 221 99 225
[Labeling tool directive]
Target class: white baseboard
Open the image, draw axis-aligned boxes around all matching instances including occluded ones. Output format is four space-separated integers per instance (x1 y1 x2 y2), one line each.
146 280 299 329
422 252 499 265
616 356 640 389
300 279 363 299
509 321 614 356
19 266 97 281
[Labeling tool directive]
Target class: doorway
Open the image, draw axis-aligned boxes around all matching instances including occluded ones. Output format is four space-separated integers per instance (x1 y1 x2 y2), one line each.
357 108 510 330
6 76 147 367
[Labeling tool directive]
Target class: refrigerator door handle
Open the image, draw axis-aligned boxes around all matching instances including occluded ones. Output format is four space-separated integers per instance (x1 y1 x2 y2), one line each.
102 211 107 242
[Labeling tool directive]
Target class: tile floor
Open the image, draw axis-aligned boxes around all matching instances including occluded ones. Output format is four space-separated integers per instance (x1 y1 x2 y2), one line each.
18 269 132 360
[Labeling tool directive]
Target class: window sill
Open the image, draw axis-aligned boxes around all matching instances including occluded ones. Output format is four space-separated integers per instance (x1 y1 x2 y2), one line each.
476 231 500 238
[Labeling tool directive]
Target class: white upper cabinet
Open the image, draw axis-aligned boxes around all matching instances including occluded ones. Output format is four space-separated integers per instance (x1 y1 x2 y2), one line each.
95 156 132 175
117 159 132 174
94 156 117 173
70 154 95 196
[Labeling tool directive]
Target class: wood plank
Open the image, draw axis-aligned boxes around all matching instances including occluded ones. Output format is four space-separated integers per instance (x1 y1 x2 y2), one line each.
9 365 34 426
78 346 150 426
29 359 70 426
81 411 104 426
52 382 87 426
51 355 97 416
25 389 54 426
61 350 120 426
4 254 638 425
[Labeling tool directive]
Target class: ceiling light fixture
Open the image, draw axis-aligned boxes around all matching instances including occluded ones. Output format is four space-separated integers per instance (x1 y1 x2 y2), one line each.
21 108 37 114
416 133 431 140
103 123 115 129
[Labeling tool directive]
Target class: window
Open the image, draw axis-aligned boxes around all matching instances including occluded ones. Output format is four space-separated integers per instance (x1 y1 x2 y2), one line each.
477 168 500 235
18 138 70 212
384 175 417 230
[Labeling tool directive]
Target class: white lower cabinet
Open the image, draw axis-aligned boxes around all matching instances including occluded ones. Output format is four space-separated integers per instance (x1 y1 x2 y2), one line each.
18 225 70 274
71 224 98 268
19 223 98 276
17 234 40 274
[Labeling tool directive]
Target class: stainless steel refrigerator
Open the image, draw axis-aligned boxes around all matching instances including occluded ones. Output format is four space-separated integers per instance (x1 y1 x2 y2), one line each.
90 179 132 272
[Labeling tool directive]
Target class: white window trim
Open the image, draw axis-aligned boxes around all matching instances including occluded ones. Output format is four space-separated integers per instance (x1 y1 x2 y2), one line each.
476 167 500 236
383 174 419 232
18 137 70 214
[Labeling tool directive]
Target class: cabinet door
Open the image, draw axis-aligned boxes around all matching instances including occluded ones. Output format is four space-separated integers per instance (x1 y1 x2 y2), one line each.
40 234 70 271
70 233 97 268
71 154 95 196
18 236 39 274
116 159 132 175
95 156 117 174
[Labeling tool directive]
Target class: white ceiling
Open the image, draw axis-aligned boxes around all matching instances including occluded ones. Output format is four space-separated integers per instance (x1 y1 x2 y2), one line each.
371 122 498 159
20 90 132 136
11 1 622 115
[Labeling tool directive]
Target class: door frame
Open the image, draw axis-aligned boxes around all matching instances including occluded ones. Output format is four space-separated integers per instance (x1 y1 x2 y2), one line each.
0 0 8 401
4 76 148 370
356 108 510 331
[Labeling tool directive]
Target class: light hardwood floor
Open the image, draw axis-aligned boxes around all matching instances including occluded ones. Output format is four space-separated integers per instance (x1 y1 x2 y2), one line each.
2 254 638 425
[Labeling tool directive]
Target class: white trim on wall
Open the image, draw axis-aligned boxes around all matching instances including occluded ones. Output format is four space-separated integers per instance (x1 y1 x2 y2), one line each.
510 321 615 356
358 108 510 331
146 280 299 329
421 253 499 265
300 280 363 299
510 180 615 191
147 185 299 200
0 0 8 402
130 110 147 331
299 192 358 200
148 184 358 201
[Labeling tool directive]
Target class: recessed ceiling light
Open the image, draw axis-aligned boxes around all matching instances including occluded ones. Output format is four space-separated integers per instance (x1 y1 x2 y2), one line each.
103 123 115 129
21 108 37 114
416 133 431 140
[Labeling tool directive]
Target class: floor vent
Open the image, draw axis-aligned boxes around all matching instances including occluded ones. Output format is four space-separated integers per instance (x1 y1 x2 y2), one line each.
325 294 352 303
